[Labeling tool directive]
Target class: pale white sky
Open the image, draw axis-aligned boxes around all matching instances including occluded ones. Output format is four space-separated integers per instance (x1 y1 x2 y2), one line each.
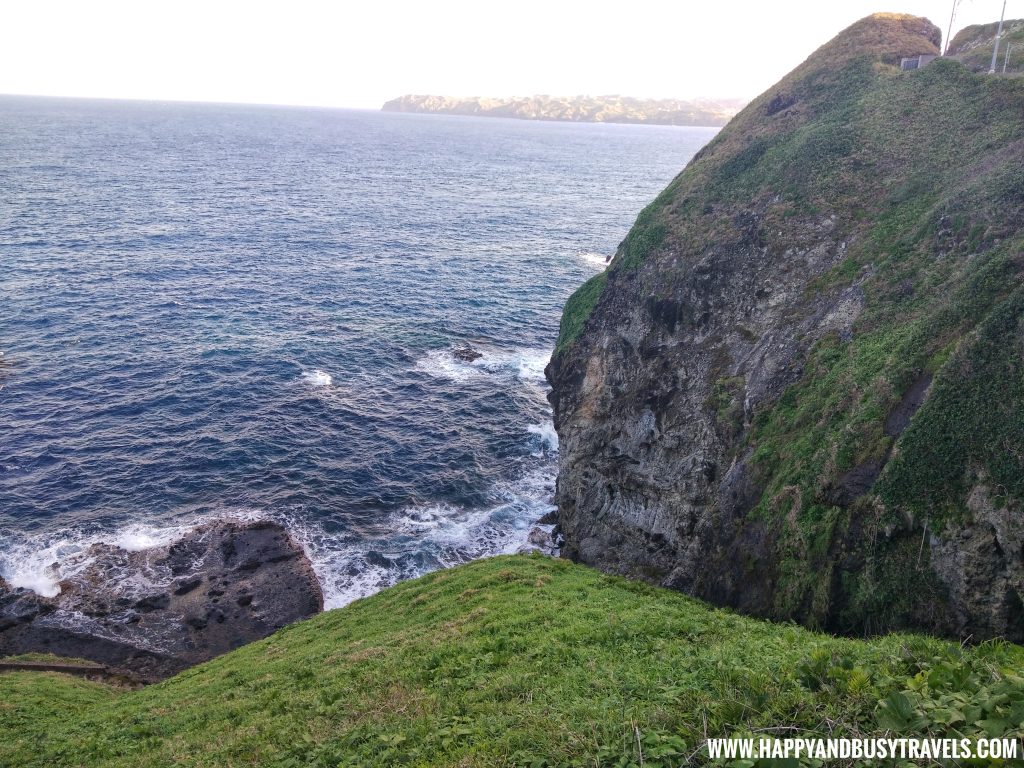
0 1 1016 108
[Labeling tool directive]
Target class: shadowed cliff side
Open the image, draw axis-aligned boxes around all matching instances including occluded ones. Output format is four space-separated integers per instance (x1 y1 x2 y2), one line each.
547 13 1024 641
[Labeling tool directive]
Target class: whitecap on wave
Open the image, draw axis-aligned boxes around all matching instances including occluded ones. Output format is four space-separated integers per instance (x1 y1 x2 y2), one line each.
301 369 333 387
0 467 558 613
0 514 262 599
527 421 559 454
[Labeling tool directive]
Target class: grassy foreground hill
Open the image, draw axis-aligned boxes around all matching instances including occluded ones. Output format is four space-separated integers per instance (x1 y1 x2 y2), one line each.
2 556 1023 767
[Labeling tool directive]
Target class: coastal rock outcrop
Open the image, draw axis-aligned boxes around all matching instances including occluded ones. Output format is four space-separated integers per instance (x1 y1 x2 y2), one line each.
547 15 1024 641
0 520 323 680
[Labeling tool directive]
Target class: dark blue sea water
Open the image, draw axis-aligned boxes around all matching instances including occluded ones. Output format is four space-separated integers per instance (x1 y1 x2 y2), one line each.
0 95 715 607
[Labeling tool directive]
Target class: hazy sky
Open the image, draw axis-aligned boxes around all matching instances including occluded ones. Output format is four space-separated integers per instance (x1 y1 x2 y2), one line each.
0 1 1016 108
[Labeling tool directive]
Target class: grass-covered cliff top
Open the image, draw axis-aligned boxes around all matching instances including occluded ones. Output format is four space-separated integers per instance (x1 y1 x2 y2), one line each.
2 556 1023 767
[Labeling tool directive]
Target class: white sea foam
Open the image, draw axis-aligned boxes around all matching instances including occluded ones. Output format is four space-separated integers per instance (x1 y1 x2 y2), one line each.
281 463 558 610
527 421 559 454
578 251 610 269
1 472 556 613
2 552 62 597
113 526 185 552
415 347 551 388
413 349 483 382
301 369 333 387
0 513 262 599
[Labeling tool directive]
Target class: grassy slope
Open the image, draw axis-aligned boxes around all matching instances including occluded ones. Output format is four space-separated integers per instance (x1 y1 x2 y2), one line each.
2 556 1023 767
555 15 1024 632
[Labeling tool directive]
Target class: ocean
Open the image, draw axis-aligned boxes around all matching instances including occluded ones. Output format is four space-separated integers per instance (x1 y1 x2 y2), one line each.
0 96 715 608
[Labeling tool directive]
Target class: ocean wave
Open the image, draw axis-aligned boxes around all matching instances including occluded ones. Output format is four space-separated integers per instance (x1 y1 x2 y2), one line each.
0 513 265 599
0 467 557 613
292 467 557 609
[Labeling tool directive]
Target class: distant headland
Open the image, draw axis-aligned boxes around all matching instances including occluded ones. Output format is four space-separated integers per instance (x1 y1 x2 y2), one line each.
381 94 746 127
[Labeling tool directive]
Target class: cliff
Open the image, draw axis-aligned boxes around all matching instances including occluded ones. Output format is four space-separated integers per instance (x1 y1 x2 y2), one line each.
547 14 1024 641
381 94 745 126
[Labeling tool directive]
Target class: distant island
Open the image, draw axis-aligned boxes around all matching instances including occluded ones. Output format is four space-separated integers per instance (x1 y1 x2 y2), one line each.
381 94 746 127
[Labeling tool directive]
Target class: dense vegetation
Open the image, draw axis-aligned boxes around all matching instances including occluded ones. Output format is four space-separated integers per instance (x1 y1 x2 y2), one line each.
2 555 1023 767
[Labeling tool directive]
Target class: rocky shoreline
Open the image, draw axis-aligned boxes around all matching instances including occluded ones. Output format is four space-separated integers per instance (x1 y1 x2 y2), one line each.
0 507 561 681
0 519 323 681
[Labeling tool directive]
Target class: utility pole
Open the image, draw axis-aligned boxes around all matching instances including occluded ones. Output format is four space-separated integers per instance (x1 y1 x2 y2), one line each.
1005 42 1013 72
945 0 961 55
990 0 1008 74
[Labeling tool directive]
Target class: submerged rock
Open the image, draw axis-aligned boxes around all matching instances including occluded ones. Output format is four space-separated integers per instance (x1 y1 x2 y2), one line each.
0 520 322 681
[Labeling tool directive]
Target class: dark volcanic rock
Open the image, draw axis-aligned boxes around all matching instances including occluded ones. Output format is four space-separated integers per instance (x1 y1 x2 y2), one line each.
453 345 483 362
0 520 323 681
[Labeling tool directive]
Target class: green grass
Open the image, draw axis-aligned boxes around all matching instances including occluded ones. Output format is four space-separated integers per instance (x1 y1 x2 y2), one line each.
0 652 102 667
555 271 607 352
1 556 1022 767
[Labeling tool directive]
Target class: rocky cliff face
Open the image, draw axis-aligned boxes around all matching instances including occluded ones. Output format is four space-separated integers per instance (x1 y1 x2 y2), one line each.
547 14 1024 641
